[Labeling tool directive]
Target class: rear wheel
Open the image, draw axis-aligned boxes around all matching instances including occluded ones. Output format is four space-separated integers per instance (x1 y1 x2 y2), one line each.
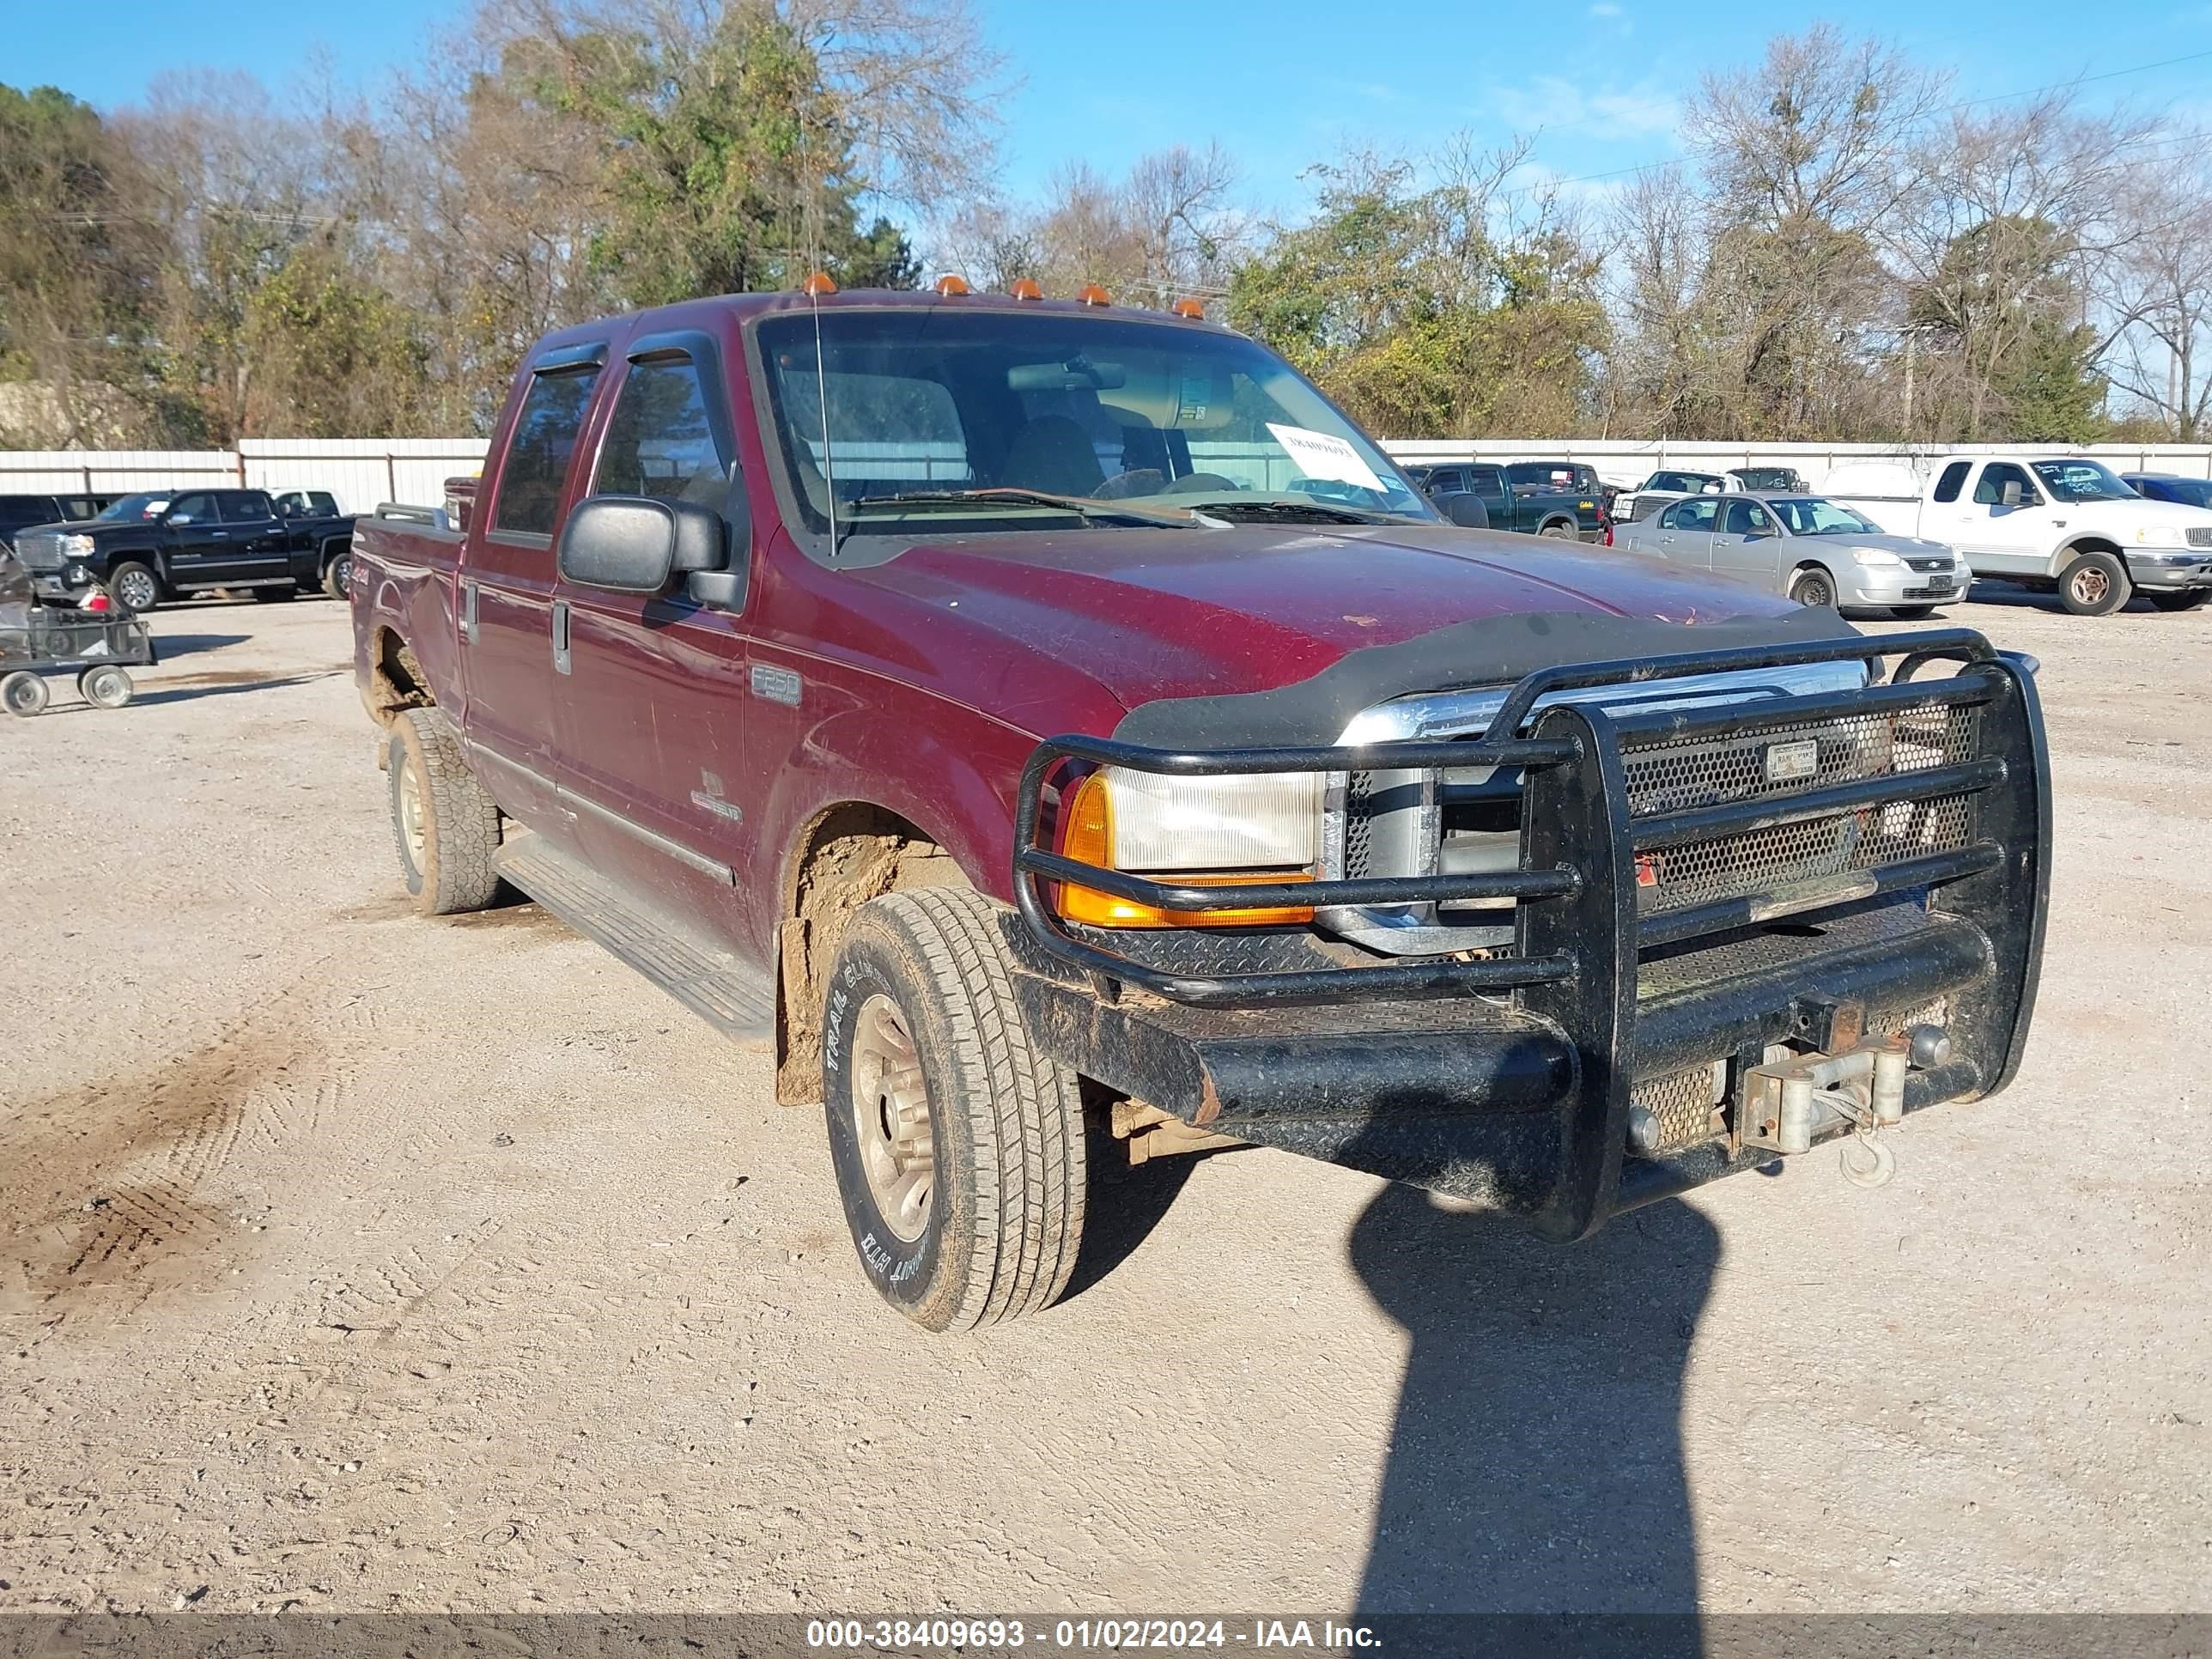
2148 590 2209 612
322 550 354 601
823 887 1085 1331
108 562 161 615
76 665 134 708
1789 565 1837 608
1 671 49 717
386 708 503 915
1537 520 1576 540
2059 552 2130 617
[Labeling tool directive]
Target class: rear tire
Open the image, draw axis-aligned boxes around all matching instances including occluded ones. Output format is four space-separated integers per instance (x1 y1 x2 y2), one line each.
1789 565 1837 608
823 888 1086 1331
77 665 134 708
2148 590 2209 612
1537 520 1576 540
2 671 49 717
251 586 296 604
322 550 354 601
386 708 503 915
2058 551 2130 617
109 562 161 614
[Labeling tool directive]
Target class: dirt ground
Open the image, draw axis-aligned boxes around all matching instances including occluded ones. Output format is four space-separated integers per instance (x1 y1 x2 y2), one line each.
1 588 2206 1619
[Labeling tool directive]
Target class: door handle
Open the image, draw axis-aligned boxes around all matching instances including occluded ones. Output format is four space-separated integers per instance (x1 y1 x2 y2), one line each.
551 599 571 676
462 580 479 645
209 531 230 539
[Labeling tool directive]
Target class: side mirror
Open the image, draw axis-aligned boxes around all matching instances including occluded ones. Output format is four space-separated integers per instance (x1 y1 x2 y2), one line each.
2000 481 2021 507
559 496 724 595
1437 491 1490 530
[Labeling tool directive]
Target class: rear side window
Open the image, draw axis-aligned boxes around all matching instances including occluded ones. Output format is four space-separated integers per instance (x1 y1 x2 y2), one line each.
595 357 727 506
220 490 274 520
1933 461 1970 503
495 366 604 537
1669 498 1719 532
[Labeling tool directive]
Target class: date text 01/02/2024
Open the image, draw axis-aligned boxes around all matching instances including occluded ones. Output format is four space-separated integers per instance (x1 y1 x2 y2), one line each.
803 1618 1383 1650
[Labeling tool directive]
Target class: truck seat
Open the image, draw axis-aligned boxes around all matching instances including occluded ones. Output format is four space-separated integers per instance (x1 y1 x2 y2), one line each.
1000 416 1104 497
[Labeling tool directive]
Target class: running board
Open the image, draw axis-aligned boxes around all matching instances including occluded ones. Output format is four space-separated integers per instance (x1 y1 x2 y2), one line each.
495 833 773 1043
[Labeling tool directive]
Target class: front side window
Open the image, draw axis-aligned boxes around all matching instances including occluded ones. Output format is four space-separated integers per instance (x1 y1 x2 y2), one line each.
1425 468 1464 494
1723 499 1775 536
757 309 1435 542
1466 465 1505 495
1668 499 1718 532
495 366 604 537
1973 464 2037 507
596 357 728 507
220 490 274 520
166 492 219 526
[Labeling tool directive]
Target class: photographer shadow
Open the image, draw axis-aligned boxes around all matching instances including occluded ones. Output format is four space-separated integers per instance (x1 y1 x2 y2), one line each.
1348 1181 1719 1638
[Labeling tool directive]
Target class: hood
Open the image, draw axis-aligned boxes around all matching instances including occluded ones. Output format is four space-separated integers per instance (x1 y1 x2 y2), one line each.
1793 531 1955 558
2077 496 2212 538
845 521 1813 723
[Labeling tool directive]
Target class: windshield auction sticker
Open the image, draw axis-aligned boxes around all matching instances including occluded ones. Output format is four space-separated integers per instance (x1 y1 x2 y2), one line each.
1265 423 1385 493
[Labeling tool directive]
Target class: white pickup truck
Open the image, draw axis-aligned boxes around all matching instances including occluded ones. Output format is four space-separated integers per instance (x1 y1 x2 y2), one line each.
1823 454 2212 616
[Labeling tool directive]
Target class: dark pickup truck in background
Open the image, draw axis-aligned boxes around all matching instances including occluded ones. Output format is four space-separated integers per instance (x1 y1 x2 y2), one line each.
0 492 113 552
350 282 2047 1334
1408 460 1607 539
13 486 358 611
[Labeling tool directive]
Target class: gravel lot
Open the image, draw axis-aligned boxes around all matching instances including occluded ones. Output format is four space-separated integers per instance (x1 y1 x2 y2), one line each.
1 589 2206 1618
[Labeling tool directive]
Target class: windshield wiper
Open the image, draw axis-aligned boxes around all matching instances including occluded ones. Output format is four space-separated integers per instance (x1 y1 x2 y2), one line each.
848 489 1182 527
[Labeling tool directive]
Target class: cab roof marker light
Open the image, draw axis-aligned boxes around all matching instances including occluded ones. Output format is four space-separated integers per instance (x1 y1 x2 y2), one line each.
933 274 971 296
1010 278 1044 301
801 270 837 296
1077 283 1111 307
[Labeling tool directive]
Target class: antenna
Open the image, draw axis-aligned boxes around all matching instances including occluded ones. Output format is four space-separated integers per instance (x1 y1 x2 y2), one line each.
810 286 840 557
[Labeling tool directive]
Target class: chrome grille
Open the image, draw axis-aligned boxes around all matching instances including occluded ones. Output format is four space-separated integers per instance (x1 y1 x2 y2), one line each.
1623 705 1979 915
14 531 64 572
1906 555 1952 571
2187 526 2212 549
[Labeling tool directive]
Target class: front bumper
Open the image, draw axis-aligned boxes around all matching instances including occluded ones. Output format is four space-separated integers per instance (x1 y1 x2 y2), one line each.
1840 566 1971 606
1009 630 2049 1241
2127 550 2212 588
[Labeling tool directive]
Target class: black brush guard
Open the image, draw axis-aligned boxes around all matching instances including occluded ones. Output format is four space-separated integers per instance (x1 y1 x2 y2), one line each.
1008 629 2049 1240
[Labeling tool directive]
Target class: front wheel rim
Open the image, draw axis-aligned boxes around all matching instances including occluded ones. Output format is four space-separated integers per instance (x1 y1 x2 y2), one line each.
850 994 935 1243
118 571 155 609
398 755 428 870
2073 567 2110 605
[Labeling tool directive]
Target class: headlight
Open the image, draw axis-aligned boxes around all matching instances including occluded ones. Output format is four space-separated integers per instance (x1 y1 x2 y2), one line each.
58 533 94 556
1850 547 1905 567
1057 769 1322 928
2137 525 2181 545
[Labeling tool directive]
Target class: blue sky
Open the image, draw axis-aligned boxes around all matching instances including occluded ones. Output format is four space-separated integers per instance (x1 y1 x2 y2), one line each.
7 0 2209 220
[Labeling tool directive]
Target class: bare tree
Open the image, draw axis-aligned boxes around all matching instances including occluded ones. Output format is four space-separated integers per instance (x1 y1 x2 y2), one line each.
2101 131 2212 437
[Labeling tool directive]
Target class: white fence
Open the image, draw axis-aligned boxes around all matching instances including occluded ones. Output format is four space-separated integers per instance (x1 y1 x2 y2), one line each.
1379 438 2212 489
4 434 2209 509
0 438 490 514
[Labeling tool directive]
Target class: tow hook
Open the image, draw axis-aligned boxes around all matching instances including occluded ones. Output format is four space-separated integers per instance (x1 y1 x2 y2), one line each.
1740 1024 1954 1189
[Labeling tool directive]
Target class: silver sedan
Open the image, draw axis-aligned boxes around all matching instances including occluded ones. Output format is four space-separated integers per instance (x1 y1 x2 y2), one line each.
1611 493 1972 615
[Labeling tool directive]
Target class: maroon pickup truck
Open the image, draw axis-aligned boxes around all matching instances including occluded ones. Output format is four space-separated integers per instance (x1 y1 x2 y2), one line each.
352 283 2050 1331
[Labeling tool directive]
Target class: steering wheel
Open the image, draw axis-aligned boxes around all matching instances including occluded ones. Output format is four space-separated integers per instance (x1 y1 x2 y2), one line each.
1161 471 1243 495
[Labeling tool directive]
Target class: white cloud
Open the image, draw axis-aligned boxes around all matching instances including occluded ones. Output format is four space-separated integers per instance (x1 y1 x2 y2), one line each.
1489 76 1680 139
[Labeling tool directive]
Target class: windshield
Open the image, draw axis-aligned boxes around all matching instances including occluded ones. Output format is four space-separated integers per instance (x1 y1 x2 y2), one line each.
2031 459 2136 504
1765 497 1881 536
756 307 1436 539
97 493 171 521
1732 467 1804 491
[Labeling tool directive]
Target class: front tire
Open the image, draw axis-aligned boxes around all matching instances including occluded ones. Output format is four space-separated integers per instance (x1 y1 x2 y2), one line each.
386 708 503 915
2148 590 2209 612
1789 565 1837 608
2059 552 2130 617
823 888 1085 1331
108 562 161 614
2 671 49 717
1891 605 1937 620
322 550 354 601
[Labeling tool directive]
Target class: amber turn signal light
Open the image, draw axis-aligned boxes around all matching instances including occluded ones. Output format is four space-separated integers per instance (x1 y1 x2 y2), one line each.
1076 283 1111 307
933 273 971 296
802 270 837 296
1054 775 1315 928
1009 278 1043 301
